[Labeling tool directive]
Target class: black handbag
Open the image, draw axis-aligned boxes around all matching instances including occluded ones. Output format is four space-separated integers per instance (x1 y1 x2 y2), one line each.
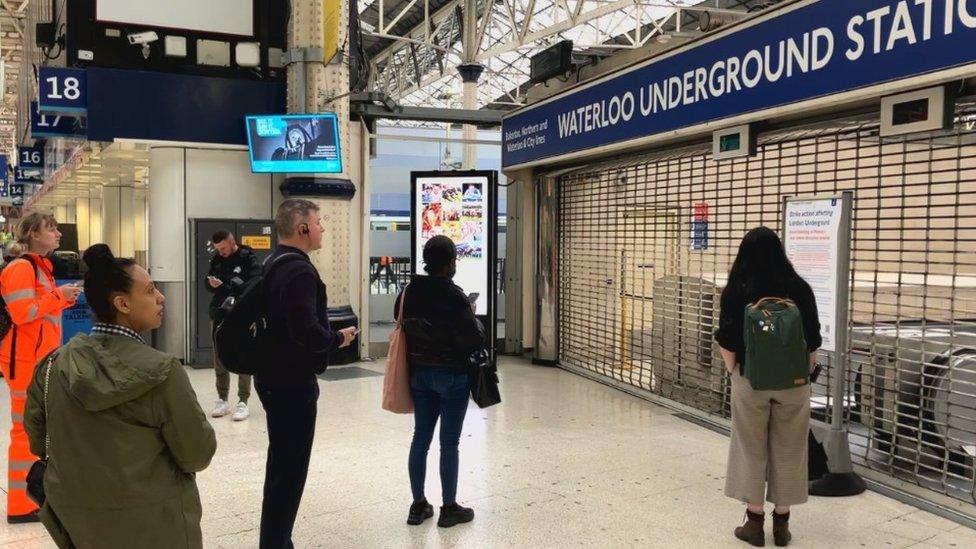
467 349 501 409
26 354 55 507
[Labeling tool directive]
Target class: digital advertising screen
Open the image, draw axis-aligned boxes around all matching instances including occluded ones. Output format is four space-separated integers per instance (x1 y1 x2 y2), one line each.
245 114 342 174
411 171 496 317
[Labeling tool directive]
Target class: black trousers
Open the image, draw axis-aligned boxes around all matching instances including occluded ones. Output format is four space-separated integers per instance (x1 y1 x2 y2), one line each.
256 380 319 549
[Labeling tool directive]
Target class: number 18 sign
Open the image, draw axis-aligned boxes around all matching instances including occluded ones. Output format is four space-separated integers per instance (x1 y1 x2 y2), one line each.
38 67 87 116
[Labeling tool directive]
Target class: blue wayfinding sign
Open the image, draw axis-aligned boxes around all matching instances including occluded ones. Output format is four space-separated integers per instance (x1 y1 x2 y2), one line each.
18 145 43 169
15 167 42 182
30 101 87 138
0 154 7 184
502 0 976 168
38 67 88 115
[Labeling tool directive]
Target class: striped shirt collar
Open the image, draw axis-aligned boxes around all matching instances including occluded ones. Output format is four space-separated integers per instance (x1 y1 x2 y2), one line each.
91 323 145 344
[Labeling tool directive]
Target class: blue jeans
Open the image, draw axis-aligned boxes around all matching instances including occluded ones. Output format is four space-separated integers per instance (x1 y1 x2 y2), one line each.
408 367 470 505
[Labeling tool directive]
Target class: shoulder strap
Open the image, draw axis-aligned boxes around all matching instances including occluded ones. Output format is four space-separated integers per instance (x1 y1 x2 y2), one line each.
262 252 305 276
42 353 56 458
10 256 39 276
396 284 409 329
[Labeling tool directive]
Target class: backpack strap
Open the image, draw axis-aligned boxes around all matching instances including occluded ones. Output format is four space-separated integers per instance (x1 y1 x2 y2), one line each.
262 252 305 276
749 297 795 310
3 257 40 381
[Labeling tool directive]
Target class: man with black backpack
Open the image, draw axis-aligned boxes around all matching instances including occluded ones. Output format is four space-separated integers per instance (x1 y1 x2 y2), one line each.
205 230 260 421
255 199 355 549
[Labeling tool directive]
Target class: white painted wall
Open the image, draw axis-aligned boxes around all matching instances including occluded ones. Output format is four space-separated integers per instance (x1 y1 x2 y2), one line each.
148 146 276 360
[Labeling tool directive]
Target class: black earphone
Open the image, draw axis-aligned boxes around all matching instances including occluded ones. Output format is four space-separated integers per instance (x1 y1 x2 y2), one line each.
299 223 310 236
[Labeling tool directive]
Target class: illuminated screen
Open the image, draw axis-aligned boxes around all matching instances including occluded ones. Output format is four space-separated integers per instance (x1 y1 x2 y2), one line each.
719 133 741 152
245 114 342 174
413 174 491 315
96 0 254 36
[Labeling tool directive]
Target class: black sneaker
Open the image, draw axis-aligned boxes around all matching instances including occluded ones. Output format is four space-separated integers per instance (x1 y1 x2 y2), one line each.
437 503 474 528
407 500 434 525
7 510 41 524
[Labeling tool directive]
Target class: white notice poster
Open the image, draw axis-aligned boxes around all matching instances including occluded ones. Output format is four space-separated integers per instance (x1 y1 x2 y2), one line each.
784 197 845 352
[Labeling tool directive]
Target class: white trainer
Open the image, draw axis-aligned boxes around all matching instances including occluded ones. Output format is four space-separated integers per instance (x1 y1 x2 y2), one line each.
232 402 250 421
211 399 231 418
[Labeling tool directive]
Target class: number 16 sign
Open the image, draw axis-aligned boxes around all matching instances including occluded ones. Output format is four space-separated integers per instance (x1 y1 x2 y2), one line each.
38 67 87 116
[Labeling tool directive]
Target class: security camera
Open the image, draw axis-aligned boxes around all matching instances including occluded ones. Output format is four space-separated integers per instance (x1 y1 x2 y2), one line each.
127 31 159 45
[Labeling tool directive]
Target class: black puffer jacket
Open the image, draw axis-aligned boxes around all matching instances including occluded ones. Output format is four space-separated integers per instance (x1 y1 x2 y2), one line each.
206 245 261 319
394 275 485 371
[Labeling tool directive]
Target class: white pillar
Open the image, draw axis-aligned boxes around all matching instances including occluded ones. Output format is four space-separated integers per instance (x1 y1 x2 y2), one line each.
102 185 136 258
89 197 103 248
286 0 362 362
460 0 483 169
149 147 188 360
75 194 103 250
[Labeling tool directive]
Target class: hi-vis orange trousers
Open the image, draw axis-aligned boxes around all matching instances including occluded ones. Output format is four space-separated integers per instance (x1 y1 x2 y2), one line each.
3 358 39 519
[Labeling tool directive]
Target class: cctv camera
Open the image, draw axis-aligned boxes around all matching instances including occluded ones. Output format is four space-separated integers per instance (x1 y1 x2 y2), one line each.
127 31 159 45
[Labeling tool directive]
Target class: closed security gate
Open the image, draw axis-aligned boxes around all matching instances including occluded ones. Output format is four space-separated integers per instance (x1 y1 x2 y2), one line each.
557 100 976 517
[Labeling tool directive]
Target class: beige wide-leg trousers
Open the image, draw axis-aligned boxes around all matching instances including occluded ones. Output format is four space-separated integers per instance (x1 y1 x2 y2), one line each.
725 370 811 506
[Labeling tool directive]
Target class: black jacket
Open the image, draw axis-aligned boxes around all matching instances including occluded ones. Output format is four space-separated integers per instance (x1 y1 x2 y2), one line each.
206 246 261 319
714 276 823 374
259 245 342 387
394 275 486 371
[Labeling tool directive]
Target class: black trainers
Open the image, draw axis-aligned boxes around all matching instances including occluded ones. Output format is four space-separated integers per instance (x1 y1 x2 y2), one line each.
437 503 474 528
7 510 41 524
407 500 434 525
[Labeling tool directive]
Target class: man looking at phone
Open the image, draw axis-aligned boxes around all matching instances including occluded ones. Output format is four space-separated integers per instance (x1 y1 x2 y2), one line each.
206 230 260 421
256 199 356 549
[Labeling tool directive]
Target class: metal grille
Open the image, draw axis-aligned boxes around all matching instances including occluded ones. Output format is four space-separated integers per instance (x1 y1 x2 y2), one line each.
557 102 976 515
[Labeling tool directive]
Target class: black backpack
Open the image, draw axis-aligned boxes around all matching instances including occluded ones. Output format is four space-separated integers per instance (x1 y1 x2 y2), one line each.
0 257 40 341
213 253 303 375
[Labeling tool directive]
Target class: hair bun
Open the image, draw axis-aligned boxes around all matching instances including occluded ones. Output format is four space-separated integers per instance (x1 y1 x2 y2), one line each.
82 244 116 271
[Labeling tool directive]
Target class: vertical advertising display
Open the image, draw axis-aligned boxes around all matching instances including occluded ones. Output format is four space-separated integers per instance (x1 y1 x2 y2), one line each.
411 171 497 336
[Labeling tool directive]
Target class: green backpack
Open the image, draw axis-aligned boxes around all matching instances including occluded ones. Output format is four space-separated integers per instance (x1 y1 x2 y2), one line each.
742 297 809 390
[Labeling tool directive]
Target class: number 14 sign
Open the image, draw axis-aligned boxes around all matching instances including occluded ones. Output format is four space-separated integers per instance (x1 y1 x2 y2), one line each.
38 67 87 116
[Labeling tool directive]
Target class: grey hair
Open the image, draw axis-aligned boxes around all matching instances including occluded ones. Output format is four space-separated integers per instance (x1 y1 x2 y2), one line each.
275 199 320 237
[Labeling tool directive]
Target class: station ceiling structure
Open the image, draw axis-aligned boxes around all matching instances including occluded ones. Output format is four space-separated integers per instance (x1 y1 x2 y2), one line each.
0 0 28 157
358 0 770 112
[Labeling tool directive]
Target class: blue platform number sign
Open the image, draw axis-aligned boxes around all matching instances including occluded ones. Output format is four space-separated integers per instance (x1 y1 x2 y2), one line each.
10 183 24 197
38 67 87 116
15 167 42 183
31 101 87 138
19 145 43 169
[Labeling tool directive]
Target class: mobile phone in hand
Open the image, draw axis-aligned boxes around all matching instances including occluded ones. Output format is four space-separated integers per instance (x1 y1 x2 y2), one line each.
810 364 823 383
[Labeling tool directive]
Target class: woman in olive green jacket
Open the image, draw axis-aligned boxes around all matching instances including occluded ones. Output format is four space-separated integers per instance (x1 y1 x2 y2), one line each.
24 244 217 549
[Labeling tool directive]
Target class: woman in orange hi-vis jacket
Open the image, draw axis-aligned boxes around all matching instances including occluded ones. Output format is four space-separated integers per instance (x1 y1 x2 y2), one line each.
0 213 81 524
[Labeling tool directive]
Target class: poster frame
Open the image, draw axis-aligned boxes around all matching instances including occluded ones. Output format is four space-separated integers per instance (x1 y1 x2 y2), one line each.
410 170 498 360
783 191 856 475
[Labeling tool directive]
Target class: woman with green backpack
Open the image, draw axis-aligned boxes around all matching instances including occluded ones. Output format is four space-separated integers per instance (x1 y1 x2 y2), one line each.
715 227 822 547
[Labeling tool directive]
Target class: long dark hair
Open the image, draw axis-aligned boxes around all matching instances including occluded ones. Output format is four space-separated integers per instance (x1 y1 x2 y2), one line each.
725 227 804 299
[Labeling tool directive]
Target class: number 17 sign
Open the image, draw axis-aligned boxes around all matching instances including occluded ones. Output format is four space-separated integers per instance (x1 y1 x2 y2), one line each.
38 67 87 116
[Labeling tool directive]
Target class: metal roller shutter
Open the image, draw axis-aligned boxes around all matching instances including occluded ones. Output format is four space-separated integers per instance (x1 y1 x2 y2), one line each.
557 101 976 516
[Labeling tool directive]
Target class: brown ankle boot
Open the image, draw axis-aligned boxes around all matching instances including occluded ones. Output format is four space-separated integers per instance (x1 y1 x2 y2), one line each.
772 511 791 546
734 510 765 547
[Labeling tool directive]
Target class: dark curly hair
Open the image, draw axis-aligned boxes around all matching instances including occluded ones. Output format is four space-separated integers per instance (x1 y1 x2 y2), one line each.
82 244 136 323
